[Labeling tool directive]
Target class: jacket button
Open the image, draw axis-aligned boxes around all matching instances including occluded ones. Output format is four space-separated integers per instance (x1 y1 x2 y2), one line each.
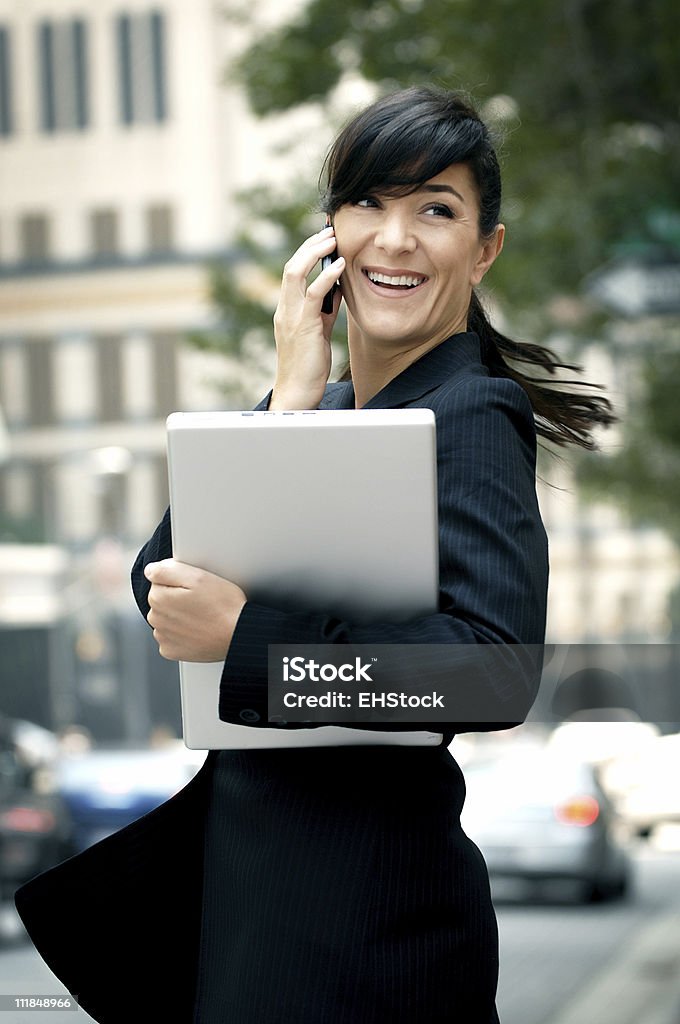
239 708 260 723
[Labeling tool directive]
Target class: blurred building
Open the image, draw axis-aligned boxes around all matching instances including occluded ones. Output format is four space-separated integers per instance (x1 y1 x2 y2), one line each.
541 473 680 645
0 0 276 554
538 339 680 648
0 0 279 737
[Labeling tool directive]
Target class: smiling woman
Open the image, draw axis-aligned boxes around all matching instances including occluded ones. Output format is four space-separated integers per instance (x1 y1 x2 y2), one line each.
15 85 615 1024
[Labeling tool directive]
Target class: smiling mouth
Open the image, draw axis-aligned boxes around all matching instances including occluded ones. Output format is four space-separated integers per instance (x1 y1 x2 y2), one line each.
364 270 428 290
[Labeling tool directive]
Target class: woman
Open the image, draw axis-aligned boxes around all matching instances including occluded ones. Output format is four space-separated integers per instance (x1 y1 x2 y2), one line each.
15 86 613 1024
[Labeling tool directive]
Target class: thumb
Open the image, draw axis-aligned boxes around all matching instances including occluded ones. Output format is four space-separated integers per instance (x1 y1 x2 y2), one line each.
144 558 186 586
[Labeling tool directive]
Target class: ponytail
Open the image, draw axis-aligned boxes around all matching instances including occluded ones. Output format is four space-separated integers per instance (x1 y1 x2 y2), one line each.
468 291 616 450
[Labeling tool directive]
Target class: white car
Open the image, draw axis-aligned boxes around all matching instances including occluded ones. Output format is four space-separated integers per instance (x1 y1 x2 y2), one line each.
613 732 680 838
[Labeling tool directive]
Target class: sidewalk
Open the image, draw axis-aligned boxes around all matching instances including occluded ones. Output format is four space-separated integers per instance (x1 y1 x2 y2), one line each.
544 909 680 1024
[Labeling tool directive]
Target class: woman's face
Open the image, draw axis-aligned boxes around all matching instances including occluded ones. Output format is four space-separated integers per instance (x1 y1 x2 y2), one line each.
333 163 504 354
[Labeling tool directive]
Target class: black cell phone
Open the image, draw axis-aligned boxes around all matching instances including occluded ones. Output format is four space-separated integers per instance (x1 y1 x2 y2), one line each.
321 248 338 314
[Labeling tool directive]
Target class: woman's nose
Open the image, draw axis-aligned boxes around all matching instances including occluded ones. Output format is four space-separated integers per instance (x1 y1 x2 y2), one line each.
374 211 416 254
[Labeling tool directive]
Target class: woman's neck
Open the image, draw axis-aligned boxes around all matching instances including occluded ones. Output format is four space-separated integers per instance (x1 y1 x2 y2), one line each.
347 321 467 409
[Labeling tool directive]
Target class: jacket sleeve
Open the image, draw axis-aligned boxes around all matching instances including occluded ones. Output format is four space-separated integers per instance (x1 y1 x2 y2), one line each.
131 505 172 622
218 375 549 733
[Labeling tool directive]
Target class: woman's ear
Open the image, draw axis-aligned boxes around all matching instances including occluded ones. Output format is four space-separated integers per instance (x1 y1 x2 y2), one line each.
471 224 505 286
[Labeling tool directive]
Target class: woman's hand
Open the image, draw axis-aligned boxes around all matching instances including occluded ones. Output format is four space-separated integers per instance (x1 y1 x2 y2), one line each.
270 224 345 410
144 559 247 663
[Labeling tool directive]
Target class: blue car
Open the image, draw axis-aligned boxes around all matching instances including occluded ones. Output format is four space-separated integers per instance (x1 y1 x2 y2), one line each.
55 744 206 851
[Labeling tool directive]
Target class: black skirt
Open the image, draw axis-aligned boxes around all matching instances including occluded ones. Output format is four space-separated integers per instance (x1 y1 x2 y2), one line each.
193 744 500 1024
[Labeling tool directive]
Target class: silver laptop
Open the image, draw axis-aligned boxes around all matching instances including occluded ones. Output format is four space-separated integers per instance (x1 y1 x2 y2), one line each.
166 408 442 749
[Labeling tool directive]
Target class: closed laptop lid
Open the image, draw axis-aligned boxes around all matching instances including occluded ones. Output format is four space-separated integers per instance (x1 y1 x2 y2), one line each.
166 408 441 749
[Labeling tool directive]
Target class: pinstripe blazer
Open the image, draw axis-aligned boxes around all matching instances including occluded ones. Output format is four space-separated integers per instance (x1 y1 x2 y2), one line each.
14 330 548 1024
215 331 548 734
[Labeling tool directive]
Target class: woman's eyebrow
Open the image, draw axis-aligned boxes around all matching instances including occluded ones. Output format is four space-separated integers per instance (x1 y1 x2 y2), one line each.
417 184 466 204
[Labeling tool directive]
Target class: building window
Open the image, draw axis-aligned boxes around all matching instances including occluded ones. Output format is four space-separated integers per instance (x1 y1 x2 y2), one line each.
33 462 50 541
0 25 13 137
97 336 124 423
99 471 127 536
90 209 119 260
146 204 174 254
155 454 170 510
38 19 89 133
24 339 55 428
20 213 51 264
151 332 178 417
0 343 29 426
116 10 168 126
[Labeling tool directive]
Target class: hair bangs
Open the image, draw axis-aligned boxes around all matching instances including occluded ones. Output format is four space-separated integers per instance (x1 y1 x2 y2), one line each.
322 102 487 213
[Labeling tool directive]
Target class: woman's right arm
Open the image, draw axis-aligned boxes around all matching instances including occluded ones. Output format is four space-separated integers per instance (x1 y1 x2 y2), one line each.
269 224 344 410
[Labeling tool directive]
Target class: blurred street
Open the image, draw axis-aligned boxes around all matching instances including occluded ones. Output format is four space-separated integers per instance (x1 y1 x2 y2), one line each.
0 838 678 1024
496 837 680 1024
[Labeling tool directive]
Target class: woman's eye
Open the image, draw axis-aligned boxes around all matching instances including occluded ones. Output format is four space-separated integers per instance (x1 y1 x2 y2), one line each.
424 203 454 218
355 197 380 208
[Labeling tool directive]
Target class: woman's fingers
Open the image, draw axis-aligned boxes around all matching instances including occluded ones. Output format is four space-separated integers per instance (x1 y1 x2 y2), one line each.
145 562 247 662
277 235 344 317
270 225 345 410
280 227 338 293
284 225 335 267
305 255 345 307
274 238 343 330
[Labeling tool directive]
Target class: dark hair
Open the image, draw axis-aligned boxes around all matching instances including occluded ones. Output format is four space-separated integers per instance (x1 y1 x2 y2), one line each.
321 86 615 450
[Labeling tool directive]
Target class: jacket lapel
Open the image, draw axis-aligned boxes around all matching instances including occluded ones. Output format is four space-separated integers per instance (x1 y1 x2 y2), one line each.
319 332 484 411
318 382 355 410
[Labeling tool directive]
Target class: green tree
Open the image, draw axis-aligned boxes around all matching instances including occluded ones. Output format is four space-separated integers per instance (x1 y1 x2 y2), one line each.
227 0 680 318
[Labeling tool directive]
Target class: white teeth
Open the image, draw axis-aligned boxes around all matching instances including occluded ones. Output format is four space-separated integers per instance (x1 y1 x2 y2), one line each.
367 271 425 288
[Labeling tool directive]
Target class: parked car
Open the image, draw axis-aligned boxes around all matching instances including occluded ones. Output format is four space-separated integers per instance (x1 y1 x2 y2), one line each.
0 731 74 903
612 732 680 839
55 743 206 851
546 717 659 770
460 748 632 903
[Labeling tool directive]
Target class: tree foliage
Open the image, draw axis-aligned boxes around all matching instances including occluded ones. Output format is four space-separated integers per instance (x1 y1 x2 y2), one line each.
228 0 680 312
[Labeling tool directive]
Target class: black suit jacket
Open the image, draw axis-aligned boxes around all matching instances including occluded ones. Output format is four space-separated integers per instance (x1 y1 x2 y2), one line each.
15 331 548 1023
